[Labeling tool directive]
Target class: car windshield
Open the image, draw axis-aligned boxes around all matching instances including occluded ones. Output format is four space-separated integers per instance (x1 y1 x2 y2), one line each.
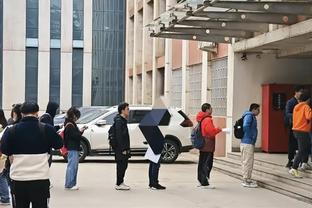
76 109 108 124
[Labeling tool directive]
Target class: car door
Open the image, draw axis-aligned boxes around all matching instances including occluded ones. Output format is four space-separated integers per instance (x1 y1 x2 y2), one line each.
128 109 151 149
89 111 118 150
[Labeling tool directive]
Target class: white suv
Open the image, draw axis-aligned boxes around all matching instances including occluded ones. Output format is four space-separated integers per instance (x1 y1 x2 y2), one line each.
71 106 194 163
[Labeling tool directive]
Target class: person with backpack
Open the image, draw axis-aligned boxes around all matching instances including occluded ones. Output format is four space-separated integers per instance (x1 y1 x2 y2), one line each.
113 102 131 191
289 91 312 178
64 107 87 191
284 86 304 168
196 103 221 189
240 103 260 188
0 102 63 208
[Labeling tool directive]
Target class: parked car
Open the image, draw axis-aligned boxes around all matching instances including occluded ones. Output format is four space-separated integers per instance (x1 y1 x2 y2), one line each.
57 105 194 163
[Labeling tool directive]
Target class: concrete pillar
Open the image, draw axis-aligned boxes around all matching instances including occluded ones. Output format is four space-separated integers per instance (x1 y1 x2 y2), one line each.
164 0 175 107
226 45 235 155
3 0 26 111
181 40 189 112
201 51 208 104
83 0 93 106
38 0 50 110
142 0 153 105
60 0 73 111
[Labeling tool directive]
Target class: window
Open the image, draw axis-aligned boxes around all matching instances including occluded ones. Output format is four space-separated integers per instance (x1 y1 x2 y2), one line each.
26 0 38 38
104 112 118 125
50 0 61 39
72 49 83 107
129 110 151 124
49 49 61 104
92 0 125 106
73 0 84 40
25 48 38 102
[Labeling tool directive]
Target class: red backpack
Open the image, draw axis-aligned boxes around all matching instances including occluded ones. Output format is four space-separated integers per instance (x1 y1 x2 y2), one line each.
58 123 74 156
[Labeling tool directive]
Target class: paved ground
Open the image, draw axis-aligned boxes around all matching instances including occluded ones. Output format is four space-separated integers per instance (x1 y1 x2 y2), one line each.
49 153 311 208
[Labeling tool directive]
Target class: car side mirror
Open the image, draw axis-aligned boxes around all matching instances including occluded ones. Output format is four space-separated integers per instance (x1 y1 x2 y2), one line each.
96 120 107 126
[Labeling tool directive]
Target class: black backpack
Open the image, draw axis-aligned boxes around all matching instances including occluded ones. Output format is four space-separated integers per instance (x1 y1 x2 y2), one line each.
234 115 254 139
108 123 117 150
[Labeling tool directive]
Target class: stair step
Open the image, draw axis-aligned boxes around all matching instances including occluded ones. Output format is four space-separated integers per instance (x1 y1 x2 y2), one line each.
213 162 312 204
214 157 312 192
227 152 312 174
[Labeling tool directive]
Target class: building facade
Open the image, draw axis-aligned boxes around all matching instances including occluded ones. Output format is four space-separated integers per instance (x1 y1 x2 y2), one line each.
125 0 228 156
0 0 125 113
126 0 312 155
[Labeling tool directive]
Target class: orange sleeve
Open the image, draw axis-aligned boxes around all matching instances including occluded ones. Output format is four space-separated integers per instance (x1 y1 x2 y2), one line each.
204 118 222 138
305 105 312 120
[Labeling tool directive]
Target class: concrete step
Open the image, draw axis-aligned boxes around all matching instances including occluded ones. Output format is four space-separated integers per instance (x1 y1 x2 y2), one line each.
214 157 312 192
213 162 312 204
227 152 312 175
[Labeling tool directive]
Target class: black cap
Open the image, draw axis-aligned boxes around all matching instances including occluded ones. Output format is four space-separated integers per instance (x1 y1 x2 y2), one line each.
21 102 39 114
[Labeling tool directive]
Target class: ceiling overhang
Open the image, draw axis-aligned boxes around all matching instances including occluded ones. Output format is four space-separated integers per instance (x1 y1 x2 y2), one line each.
147 0 312 57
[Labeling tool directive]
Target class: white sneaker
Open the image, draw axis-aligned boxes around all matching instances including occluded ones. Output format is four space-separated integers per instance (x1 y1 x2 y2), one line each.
242 181 258 188
289 168 303 178
65 185 79 191
115 183 130 190
200 184 216 189
299 163 312 171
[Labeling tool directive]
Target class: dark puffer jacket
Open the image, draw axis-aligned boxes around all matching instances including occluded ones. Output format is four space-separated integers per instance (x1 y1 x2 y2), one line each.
64 119 82 151
114 114 130 160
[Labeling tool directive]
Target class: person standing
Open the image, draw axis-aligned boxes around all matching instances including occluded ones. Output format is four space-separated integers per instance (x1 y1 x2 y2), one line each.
289 91 312 178
0 109 10 205
0 102 63 208
3 103 22 208
40 101 60 168
64 107 87 190
114 102 131 190
196 103 222 189
241 103 260 188
284 86 304 168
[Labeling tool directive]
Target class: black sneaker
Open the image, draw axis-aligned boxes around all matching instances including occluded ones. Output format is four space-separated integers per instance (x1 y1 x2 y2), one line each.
150 184 166 190
286 161 293 169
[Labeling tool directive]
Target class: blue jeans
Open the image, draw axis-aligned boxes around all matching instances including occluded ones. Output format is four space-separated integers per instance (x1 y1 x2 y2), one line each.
65 151 79 188
149 161 161 186
0 171 10 203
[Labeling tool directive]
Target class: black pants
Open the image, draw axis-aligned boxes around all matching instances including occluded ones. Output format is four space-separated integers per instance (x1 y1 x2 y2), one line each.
116 157 128 186
11 180 50 208
293 131 311 169
288 129 298 162
149 161 161 186
197 151 214 186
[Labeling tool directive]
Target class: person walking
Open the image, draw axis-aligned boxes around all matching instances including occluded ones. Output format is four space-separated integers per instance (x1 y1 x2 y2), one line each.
289 91 312 178
196 103 222 189
241 103 260 188
114 102 131 190
0 109 10 205
285 86 304 168
0 102 63 208
64 107 87 190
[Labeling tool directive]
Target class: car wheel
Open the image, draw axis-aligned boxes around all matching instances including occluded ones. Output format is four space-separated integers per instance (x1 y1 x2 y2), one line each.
78 141 88 162
62 141 88 163
161 139 179 163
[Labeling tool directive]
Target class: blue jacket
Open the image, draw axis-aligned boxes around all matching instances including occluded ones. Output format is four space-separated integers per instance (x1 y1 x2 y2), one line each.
241 111 258 145
284 97 298 128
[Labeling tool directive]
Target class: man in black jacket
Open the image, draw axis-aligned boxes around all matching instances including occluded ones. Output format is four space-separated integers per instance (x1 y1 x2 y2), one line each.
285 86 304 168
0 102 63 208
114 102 131 190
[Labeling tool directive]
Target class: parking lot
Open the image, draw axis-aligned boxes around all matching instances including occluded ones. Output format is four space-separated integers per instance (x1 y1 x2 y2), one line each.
49 153 311 208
